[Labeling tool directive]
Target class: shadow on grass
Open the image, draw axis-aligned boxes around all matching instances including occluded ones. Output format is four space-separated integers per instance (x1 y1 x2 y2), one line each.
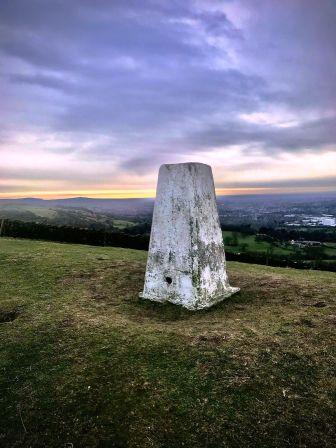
125 289 248 323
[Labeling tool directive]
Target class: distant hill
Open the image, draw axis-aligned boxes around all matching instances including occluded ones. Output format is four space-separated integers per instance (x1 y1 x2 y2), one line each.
1 191 336 215
0 196 155 215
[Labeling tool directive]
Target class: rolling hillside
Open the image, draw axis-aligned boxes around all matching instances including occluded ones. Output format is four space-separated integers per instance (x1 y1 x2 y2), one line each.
0 203 137 229
0 238 335 447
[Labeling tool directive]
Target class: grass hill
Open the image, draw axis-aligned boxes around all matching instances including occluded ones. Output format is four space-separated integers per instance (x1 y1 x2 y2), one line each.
0 238 335 447
0 197 154 218
0 203 139 230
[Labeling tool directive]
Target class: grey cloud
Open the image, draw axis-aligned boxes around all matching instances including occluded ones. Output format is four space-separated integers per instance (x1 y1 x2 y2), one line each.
119 153 173 175
8 73 76 92
54 68 266 136
2 167 110 185
185 115 336 153
193 10 242 39
0 0 335 185
217 176 336 189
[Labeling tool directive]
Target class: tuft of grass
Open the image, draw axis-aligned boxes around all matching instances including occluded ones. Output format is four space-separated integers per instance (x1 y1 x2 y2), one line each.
0 237 335 447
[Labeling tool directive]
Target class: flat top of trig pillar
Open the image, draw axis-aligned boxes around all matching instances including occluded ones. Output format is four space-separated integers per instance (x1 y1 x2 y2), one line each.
160 162 211 170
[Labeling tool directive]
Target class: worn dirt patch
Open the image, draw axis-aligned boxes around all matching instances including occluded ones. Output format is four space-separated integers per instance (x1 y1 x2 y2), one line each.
325 314 336 325
0 308 21 323
192 331 232 347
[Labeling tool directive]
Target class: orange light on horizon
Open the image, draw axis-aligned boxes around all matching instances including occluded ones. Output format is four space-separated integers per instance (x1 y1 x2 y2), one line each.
0 189 156 200
0 185 335 200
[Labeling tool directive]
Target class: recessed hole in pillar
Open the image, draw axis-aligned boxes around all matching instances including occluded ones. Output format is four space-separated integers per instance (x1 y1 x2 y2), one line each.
165 276 172 285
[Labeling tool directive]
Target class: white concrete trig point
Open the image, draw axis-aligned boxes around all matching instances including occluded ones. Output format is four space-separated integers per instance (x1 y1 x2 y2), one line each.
140 162 239 310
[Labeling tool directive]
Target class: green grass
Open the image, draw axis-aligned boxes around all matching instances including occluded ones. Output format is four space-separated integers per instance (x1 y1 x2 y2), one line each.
0 204 58 219
324 245 336 257
112 219 136 229
23 206 58 218
223 231 293 255
0 238 335 447
223 230 336 260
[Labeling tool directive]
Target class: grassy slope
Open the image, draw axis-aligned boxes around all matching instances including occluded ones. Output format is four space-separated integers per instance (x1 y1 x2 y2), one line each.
0 238 335 448
112 219 136 229
223 230 336 257
0 204 58 219
223 230 293 256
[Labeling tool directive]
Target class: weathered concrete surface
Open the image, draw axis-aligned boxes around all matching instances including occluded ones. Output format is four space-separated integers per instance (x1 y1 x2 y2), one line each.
140 162 239 310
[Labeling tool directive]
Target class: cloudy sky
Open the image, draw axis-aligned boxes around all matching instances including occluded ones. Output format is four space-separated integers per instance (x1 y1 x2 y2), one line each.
1 0 335 198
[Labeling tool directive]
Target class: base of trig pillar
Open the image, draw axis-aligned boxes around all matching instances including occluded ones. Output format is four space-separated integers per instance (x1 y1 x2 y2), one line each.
139 286 240 310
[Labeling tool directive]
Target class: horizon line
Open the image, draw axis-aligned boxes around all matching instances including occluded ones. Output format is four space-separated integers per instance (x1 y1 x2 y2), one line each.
1 186 336 201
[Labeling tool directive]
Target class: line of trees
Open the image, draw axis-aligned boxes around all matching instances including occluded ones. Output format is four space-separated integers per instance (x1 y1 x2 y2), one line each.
227 250 336 272
1 219 335 272
221 223 336 243
0 219 149 250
